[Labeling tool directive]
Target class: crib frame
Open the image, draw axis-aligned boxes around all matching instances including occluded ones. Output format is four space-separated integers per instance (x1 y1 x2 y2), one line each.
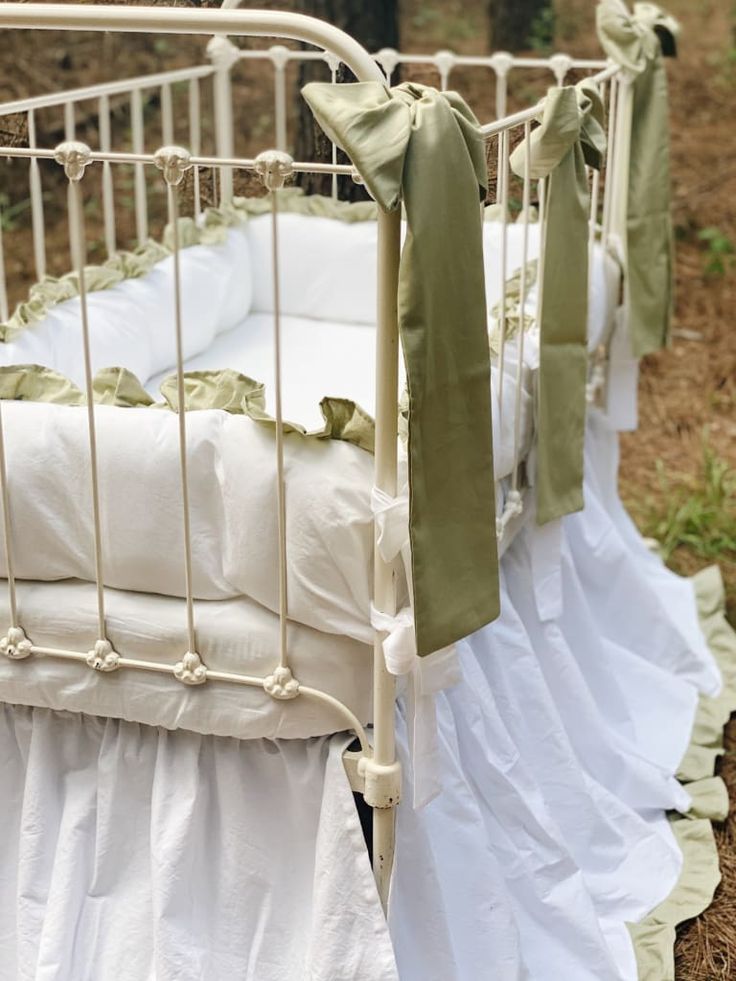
0 2 633 912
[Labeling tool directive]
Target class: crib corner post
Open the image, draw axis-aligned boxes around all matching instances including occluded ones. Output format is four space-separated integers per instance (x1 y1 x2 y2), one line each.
371 205 402 912
207 34 239 205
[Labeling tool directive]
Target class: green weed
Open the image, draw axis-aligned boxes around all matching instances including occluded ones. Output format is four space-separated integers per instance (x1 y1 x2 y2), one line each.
641 440 736 565
698 226 736 277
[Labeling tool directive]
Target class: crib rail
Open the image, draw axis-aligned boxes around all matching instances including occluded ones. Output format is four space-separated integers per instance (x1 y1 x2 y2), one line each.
0 37 610 293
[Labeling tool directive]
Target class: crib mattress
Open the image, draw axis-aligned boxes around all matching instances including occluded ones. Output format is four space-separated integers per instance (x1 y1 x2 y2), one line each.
0 578 372 740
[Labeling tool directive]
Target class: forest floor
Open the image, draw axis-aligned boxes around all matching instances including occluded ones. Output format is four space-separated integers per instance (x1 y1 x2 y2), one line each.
1 0 735 978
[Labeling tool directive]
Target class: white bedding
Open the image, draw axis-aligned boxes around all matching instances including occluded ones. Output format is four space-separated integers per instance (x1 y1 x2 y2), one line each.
0 579 371 740
0 210 621 737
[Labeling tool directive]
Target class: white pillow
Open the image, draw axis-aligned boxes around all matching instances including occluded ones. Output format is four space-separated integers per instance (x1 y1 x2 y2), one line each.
247 213 378 325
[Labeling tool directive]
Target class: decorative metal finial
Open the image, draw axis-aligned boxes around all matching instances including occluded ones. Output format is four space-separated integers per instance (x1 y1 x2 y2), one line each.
263 664 300 700
86 638 120 673
54 141 92 182
254 150 294 191
154 146 193 187
0 625 32 660
174 650 208 685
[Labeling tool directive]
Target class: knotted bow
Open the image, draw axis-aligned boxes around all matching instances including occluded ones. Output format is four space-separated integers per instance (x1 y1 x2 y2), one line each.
597 0 680 357
369 486 461 808
509 82 606 525
303 80 500 656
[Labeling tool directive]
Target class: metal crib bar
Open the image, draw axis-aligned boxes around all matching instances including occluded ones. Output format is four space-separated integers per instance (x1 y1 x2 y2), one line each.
497 129 510 437
58 143 109 646
188 79 202 220
0 208 8 323
268 181 290 669
27 110 47 282
159 153 198 660
0 405 18 629
161 82 175 146
510 120 532 495
372 204 402 912
271 45 289 153
130 89 148 245
601 78 618 252
98 94 117 257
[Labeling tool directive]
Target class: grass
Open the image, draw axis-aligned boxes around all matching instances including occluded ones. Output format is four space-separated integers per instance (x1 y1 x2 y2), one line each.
626 435 736 625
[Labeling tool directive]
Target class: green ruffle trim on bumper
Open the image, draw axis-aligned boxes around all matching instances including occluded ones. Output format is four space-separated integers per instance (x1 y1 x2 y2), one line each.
0 364 375 454
630 565 736 980
0 190 376 343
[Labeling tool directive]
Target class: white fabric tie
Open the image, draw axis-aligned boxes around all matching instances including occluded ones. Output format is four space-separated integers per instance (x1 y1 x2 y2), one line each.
370 486 460 808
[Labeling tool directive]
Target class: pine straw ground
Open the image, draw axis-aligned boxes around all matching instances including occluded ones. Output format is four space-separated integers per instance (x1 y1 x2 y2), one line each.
1 0 735 976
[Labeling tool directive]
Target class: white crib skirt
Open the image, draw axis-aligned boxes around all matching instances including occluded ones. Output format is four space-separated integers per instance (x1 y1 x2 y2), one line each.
0 709 398 981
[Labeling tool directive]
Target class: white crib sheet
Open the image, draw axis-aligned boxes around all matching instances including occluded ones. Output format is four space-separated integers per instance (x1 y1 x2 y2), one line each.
0 578 372 740
145 311 535 482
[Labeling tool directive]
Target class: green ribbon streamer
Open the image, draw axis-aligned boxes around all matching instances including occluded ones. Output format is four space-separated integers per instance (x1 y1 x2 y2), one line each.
510 82 606 525
302 80 499 656
597 0 680 357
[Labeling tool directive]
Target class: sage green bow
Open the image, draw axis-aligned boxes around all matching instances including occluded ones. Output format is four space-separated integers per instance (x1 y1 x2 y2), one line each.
510 82 606 525
597 0 680 357
302 80 499 657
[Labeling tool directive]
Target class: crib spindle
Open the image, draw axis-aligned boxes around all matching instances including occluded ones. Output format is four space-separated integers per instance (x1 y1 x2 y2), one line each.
131 89 149 245
496 129 511 445
601 78 618 254
188 79 202 220
161 83 175 146
0 206 8 323
326 53 340 201
27 110 46 282
255 151 294 672
155 146 202 675
509 120 532 501
98 94 117 257
271 46 289 153
0 405 18 631
55 140 120 672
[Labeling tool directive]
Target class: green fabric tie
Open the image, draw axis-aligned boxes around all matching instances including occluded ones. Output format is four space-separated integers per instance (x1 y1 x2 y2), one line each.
510 82 606 525
302 80 499 656
597 0 680 357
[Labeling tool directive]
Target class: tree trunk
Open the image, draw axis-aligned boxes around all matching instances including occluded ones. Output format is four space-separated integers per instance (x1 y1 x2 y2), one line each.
489 0 552 52
294 0 398 200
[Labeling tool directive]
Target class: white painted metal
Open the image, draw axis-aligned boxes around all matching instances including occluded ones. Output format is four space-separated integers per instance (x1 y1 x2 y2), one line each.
0 66 214 119
496 129 510 452
188 79 202 219
161 83 175 146
372 206 401 910
130 89 148 245
27 110 46 281
158 149 198 659
98 94 117 257
0 213 7 324
509 121 532 522
58 143 109 645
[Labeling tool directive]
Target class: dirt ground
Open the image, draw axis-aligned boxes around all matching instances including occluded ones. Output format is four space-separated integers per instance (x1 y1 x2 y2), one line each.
0 0 735 977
